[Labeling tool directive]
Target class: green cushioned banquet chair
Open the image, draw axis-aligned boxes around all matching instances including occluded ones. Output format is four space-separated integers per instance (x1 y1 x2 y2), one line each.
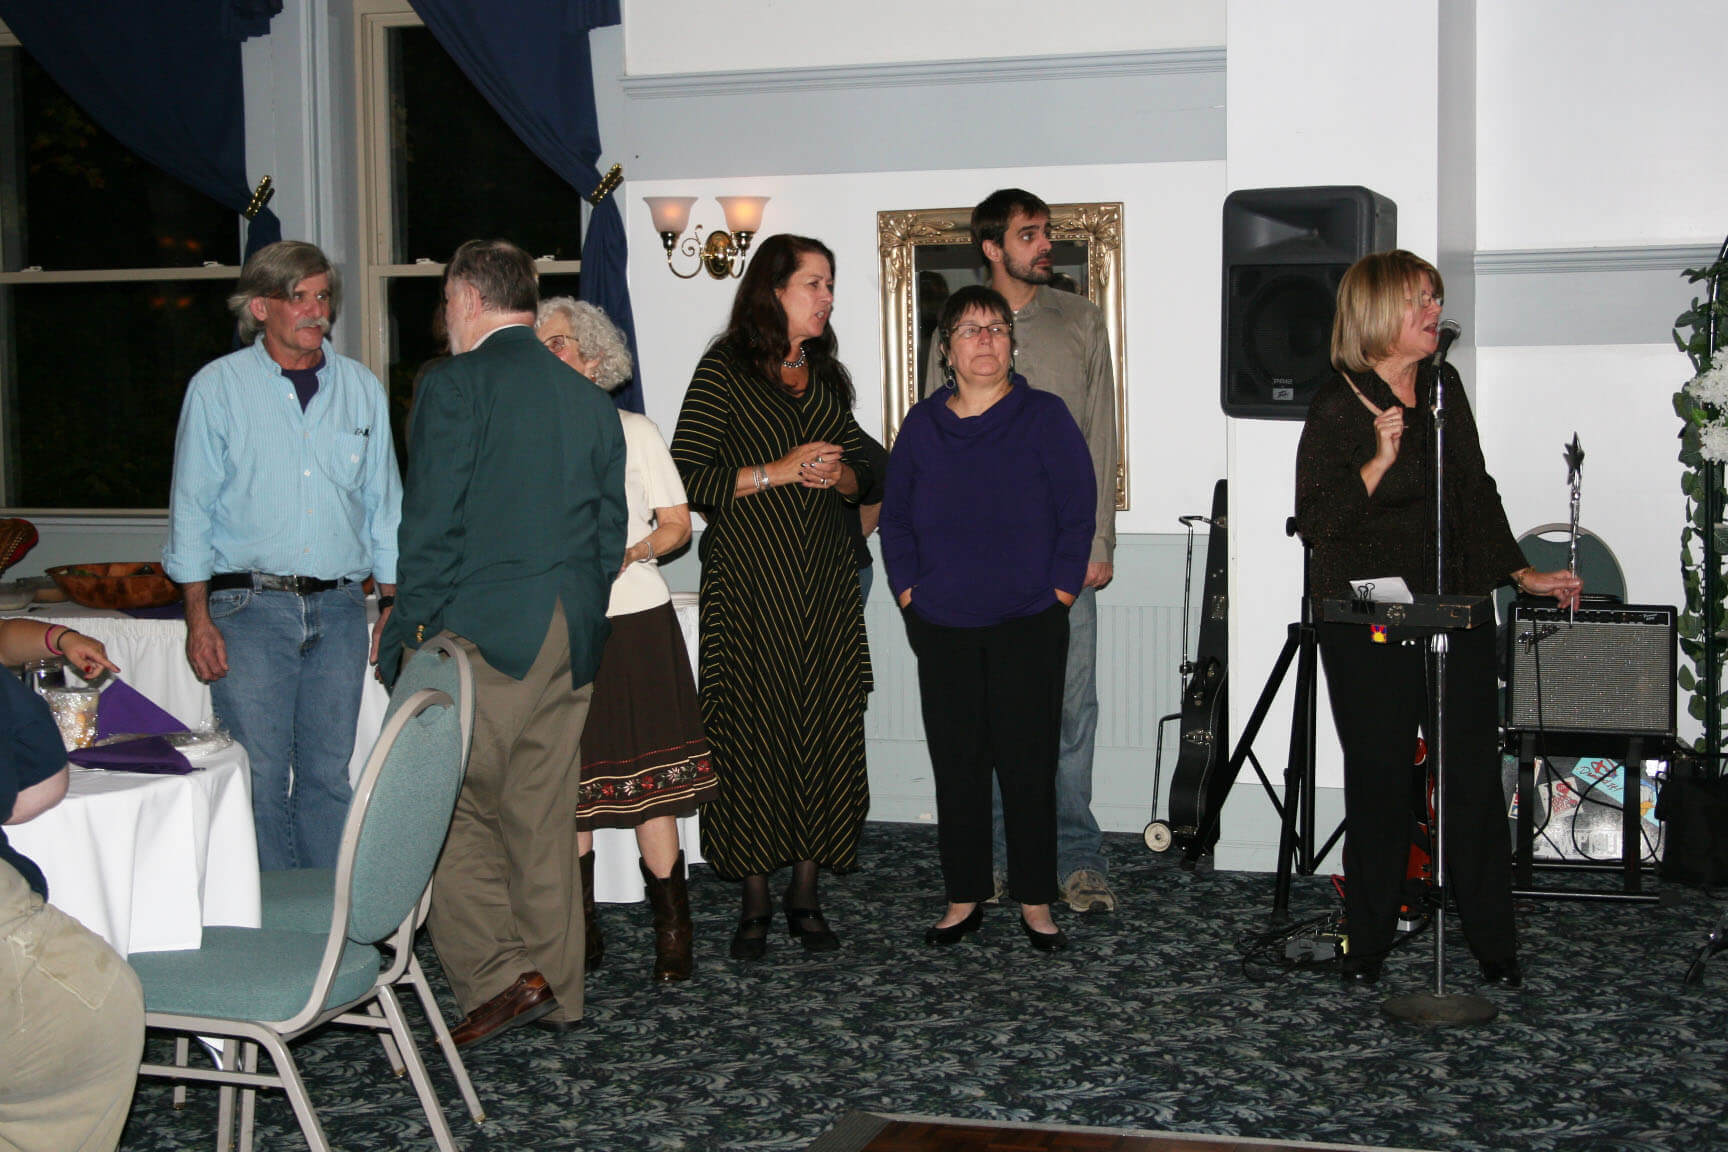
254 635 484 1128
133 688 464 1152
1494 522 1627 628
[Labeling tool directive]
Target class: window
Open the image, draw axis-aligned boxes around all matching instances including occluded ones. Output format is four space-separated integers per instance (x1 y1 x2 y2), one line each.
0 34 242 509
353 2 586 466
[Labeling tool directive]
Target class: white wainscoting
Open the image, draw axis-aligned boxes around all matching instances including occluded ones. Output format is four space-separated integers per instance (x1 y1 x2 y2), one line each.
859 533 1202 835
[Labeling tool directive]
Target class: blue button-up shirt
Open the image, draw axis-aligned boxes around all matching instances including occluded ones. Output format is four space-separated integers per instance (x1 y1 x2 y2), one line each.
164 339 402 585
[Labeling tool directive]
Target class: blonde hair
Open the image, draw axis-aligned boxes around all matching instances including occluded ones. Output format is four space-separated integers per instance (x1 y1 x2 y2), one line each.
1329 250 1444 373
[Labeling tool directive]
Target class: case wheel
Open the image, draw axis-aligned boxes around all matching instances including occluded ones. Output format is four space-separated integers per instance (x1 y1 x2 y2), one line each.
1143 820 1173 853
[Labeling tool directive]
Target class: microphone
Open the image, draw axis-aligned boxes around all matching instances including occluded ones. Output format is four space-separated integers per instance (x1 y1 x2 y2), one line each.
1432 319 1462 367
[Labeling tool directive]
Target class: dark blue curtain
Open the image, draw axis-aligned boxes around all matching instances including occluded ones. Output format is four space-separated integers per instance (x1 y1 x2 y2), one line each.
0 0 283 259
407 0 642 413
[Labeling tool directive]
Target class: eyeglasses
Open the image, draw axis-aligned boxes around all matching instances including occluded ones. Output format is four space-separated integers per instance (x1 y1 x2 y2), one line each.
1405 291 1443 309
542 334 576 355
950 322 1011 342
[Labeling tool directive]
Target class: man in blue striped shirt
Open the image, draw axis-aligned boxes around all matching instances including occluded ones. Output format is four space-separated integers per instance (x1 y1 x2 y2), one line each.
164 241 402 871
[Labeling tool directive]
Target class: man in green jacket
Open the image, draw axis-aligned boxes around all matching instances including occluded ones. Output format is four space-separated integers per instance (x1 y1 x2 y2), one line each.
381 238 626 1047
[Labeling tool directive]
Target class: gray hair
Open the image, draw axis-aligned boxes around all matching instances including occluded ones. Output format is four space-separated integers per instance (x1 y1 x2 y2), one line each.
535 297 634 391
447 238 537 314
228 241 340 342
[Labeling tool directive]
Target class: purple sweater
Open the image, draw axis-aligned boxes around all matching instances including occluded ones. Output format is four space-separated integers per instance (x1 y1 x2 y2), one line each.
880 377 1095 628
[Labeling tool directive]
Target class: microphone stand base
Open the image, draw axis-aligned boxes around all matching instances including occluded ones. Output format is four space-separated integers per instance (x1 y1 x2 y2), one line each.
1380 990 1497 1026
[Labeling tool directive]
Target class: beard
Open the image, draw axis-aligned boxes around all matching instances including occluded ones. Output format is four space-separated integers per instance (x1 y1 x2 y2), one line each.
1004 251 1053 286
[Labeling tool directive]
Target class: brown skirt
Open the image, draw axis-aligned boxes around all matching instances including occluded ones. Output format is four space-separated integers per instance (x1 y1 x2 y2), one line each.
578 600 717 830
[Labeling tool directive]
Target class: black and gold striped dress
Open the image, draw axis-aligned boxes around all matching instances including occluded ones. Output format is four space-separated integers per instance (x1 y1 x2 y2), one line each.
670 345 873 878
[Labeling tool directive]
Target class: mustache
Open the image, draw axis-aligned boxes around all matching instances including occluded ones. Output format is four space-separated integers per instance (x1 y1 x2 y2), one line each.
295 317 331 333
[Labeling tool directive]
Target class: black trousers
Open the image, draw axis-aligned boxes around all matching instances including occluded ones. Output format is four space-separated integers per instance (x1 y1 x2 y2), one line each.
1317 619 1517 965
903 603 1068 906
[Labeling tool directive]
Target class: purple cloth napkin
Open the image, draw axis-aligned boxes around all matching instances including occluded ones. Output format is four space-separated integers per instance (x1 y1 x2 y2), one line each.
95 678 185 741
69 736 195 775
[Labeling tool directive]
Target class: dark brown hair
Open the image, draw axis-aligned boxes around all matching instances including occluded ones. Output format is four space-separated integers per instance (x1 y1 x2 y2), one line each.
970 188 1051 269
714 234 854 407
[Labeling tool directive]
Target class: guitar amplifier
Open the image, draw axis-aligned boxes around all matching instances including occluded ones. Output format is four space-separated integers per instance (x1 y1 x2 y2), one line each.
1505 602 1676 737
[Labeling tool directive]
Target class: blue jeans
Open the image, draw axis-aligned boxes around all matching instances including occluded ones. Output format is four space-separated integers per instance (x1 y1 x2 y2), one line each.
208 583 367 871
993 586 1105 881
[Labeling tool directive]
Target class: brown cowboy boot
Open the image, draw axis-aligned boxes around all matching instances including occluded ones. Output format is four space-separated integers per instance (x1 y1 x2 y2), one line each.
580 850 603 970
641 851 693 983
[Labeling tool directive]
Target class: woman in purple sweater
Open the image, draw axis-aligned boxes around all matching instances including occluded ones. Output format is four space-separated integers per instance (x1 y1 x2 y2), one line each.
880 284 1095 952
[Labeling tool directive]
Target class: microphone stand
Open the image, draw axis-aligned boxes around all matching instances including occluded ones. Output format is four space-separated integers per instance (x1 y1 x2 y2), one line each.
1382 326 1498 1026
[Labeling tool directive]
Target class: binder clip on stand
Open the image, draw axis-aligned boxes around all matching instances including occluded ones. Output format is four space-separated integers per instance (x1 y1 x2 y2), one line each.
1377 320 1498 1026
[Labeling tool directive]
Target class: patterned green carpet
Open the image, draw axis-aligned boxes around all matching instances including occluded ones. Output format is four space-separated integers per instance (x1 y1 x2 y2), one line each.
118 822 1728 1152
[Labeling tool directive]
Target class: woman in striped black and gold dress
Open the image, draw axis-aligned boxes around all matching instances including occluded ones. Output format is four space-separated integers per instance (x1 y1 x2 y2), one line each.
670 234 875 961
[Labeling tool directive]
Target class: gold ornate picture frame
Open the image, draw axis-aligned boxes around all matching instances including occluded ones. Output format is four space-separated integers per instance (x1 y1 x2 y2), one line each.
876 202 1128 510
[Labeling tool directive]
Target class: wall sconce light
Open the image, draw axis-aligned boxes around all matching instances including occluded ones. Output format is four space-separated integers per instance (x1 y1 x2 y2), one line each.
644 195 770 280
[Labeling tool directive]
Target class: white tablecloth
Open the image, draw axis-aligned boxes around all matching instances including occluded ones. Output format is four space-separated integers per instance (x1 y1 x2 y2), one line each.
8 744 261 956
18 602 391 786
18 595 704 906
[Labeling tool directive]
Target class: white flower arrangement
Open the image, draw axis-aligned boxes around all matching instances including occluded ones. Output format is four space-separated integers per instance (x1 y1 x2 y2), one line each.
1688 361 1728 408
1689 363 1728 462
1702 422 1728 464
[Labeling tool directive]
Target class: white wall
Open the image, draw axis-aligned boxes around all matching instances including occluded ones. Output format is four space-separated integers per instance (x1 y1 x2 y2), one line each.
621 0 1224 74
627 162 1228 532
1476 345 1683 611
1223 0 1447 840
1477 0 1728 250
1475 1 1710 735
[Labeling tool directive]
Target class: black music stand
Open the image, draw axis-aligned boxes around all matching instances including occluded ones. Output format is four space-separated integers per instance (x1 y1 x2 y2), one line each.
1319 594 1498 1025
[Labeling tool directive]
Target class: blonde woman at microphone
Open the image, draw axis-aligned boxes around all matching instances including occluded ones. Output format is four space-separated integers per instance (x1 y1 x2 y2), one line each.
1293 250 1579 990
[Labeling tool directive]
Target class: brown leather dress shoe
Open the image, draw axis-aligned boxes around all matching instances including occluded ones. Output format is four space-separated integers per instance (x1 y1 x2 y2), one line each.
449 972 558 1048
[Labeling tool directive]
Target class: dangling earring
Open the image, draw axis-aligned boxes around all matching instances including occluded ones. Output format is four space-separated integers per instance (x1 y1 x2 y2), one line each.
941 356 956 391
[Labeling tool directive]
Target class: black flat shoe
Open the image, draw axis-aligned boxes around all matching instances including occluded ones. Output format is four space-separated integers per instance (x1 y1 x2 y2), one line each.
785 907 840 952
924 905 984 946
1020 918 1068 952
1479 956 1523 988
1339 955 1382 986
729 914 772 960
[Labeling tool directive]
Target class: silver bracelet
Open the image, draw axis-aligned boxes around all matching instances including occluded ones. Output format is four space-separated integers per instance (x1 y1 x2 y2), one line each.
753 464 769 491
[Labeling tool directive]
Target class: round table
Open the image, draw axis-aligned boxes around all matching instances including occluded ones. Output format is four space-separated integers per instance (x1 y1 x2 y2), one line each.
7 743 262 956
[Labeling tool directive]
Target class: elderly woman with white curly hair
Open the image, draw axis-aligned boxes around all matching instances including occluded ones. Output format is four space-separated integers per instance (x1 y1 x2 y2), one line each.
535 297 716 984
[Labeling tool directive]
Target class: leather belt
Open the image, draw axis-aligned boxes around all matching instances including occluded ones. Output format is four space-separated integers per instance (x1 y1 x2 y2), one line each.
208 572 352 595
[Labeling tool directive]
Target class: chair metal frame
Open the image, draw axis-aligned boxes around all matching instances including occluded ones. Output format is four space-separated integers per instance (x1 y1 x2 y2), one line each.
375 636 483 1126
138 689 464 1152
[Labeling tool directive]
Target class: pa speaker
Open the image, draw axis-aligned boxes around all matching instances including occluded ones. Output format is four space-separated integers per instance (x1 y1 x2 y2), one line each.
1221 186 1396 420
1505 603 1677 738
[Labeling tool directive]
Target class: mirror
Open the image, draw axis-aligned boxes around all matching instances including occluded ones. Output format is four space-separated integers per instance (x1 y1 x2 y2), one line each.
877 202 1128 509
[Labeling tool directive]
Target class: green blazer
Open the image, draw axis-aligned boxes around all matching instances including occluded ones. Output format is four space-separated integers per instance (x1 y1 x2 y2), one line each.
379 324 626 687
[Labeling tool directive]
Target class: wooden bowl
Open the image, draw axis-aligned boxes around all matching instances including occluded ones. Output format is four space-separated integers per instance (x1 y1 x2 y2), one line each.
47 562 182 611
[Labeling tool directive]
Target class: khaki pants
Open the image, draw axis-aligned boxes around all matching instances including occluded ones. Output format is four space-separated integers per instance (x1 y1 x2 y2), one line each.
428 602 591 1023
0 861 143 1152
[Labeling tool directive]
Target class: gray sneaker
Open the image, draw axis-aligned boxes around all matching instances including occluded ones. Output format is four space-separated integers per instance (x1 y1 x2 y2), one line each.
1062 869 1116 914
